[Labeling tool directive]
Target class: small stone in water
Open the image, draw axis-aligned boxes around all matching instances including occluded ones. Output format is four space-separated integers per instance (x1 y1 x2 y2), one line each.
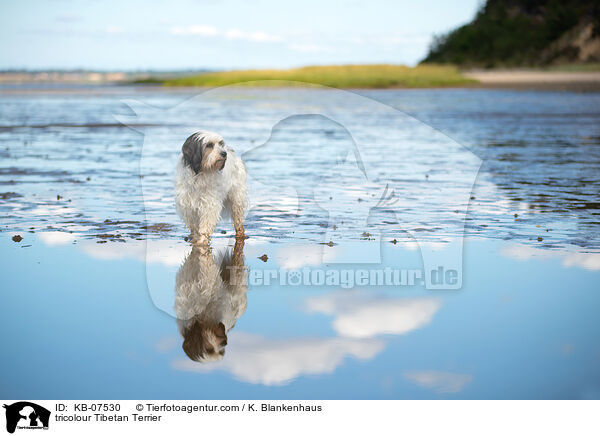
12 235 22 242
258 254 268 262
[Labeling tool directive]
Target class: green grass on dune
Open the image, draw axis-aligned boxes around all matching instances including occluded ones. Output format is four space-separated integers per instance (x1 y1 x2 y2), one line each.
137 64 476 89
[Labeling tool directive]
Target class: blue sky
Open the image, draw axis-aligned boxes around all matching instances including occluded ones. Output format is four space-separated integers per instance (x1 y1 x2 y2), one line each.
0 0 481 70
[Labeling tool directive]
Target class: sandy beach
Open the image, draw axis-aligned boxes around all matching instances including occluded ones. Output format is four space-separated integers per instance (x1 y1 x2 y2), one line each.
464 70 600 91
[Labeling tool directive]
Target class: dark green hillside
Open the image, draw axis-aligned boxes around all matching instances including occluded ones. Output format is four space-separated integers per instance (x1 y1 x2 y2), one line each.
422 0 600 67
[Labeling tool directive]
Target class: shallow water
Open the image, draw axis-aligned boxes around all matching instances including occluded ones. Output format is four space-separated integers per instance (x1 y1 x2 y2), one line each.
1 85 599 249
1 85 599 399
2 233 599 399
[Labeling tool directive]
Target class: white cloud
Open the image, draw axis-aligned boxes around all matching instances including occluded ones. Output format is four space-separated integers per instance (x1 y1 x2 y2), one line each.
224 28 244 39
31 205 78 216
225 28 282 42
106 26 125 34
289 44 327 53
562 252 600 270
501 243 600 271
171 25 218 36
171 25 281 42
404 370 472 393
306 291 442 338
172 332 384 385
37 231 76 246
77 239 191 267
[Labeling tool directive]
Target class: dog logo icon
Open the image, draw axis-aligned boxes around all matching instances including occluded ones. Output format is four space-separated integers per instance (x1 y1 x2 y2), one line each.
3 402 50 433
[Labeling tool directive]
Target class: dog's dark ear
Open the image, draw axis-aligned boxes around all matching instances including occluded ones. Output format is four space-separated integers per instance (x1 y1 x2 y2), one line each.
182 321 206 361
182 134 203 173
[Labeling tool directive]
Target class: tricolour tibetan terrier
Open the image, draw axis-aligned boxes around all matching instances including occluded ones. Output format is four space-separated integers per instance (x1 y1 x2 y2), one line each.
175 131 247 245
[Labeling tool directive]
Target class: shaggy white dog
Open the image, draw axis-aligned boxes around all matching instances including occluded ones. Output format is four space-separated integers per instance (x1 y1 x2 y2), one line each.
175 131 247 245
175 240 248 362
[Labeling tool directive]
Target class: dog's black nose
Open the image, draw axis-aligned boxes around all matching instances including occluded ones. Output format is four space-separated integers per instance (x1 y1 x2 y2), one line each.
220 151 227 158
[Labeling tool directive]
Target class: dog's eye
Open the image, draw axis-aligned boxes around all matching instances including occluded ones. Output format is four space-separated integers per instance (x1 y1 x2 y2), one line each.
219 140 224 146
206 143 214 148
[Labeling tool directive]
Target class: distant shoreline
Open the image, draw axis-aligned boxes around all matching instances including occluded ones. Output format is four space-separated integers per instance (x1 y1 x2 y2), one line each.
2 66 600 91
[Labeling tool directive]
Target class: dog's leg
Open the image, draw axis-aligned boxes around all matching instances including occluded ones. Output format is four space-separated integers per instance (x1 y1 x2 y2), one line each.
194 200 222 246
186 210 205 246
195 219 219 246
226 238 246 287
193 233 211 246
232 237 245 266
189 213 200 244
227 186 247 240
233 210 245 240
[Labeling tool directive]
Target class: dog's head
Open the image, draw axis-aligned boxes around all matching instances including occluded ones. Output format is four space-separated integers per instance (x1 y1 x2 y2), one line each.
182 320 228 362
182 131 228 174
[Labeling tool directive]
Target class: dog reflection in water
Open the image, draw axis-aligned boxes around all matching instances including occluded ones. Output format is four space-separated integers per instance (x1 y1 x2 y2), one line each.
175 239 248 362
